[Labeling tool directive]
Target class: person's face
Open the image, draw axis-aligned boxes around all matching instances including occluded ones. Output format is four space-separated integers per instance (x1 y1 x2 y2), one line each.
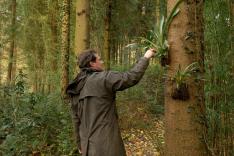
90 54 104 71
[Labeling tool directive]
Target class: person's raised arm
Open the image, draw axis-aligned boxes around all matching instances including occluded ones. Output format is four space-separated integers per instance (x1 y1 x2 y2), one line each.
105 49 156 92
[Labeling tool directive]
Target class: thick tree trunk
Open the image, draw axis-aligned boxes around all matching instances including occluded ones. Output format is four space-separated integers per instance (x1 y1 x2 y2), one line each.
103 0 112 70
7 0 16 85
165 0 207 155
75 0 90 54
61 0 70 98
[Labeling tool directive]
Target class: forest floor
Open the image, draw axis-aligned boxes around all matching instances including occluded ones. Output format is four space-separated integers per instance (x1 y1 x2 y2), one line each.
118 100 164 156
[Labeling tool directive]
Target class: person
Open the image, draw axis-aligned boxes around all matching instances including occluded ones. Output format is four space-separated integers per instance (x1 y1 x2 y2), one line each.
66 48 155 156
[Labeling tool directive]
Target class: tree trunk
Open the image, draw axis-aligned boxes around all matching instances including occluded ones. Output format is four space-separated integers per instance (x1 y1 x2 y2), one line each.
165 0 207 155
230 0 234 50
111 37 117 65
48 0 59 93
103 0 112 70
7 0 16 85
75 0 90 54
0 48 2 85
61 0 71 98
155 0 159 23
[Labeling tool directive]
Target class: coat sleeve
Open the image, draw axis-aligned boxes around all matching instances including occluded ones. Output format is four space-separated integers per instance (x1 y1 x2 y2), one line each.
70 97 81 150
105 57 150 92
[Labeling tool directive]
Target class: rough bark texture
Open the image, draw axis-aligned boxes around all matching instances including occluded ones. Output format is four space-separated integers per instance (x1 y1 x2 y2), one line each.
61 0 70 98
103 0 112 70
165 0 207 155
7 0 16 85
75 0 90 54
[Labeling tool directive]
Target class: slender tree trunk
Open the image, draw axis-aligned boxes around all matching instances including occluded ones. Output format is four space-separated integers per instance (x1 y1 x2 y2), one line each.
110 0 116 66
230 0 234 50
33 69 38 92
229 1 234 153
111 38 117 65
12 48 17 81
37 33 45 93
0 48 2 85
61 0 71 98
75 0 90 54
7 0 16 85
48 0 59 93
116 40 120 65
165 0 207 155
103 0 112 70
230 0 234 25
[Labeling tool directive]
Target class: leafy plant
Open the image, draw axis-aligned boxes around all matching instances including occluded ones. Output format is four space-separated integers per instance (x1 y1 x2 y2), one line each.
172 62 198 89
170 62 198 100
14 70 27 96
140 0 183 58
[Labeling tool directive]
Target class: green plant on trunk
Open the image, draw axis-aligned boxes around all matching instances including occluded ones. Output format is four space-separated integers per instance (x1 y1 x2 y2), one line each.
172 62 198 89
170 62 198 100
140 0 183 58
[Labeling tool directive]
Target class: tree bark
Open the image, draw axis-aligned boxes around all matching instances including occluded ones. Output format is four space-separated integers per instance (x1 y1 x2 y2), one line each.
165 0 207 155
61 0 71 98
75 0 90 54
48 0 59 93
0 48 2 85
230 0 234 50
7 0 16 85
103 0 112 70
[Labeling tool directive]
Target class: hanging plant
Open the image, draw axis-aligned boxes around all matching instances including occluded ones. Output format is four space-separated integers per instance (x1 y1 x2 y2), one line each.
171 62 198 100
140 0 183 66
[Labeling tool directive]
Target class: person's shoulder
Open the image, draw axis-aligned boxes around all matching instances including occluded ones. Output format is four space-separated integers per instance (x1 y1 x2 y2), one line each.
88 71 108 79
93 70 119 75
90 71 122 80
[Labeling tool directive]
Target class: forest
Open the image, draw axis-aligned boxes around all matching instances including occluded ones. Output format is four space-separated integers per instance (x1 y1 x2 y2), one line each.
0 0 233 156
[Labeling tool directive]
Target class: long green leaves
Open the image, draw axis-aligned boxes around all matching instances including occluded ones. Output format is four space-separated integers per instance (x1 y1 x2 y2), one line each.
172 62 198 88
141 0 183 58
165 0 183 36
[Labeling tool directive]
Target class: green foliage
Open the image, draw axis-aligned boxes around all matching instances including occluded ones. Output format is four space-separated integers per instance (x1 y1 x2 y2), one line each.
140 0 183 58
114 64 165 116
142 64 165 115
0 0 233 155
0 73 78 155
204 0 234 155
172 62 198 88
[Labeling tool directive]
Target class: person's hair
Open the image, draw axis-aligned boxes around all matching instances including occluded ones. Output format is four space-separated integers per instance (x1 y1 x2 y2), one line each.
77 49 97 69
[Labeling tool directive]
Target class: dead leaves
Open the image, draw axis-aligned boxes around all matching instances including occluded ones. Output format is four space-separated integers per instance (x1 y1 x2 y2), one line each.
122 120 164 156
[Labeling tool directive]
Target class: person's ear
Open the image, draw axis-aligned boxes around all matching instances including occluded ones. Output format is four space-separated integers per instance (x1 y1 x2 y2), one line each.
90 61 95 67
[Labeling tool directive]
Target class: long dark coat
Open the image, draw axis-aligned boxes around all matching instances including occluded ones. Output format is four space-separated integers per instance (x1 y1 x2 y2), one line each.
67 57 149 156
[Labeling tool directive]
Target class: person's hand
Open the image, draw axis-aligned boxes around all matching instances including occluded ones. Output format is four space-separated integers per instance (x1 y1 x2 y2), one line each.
78 148 82 154
144 48 156 59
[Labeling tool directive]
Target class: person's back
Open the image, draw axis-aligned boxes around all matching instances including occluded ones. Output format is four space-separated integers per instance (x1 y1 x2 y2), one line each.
66 49 155 156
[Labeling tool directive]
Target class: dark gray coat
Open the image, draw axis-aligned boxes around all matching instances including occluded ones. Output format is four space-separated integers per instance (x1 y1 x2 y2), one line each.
68 57 149 156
